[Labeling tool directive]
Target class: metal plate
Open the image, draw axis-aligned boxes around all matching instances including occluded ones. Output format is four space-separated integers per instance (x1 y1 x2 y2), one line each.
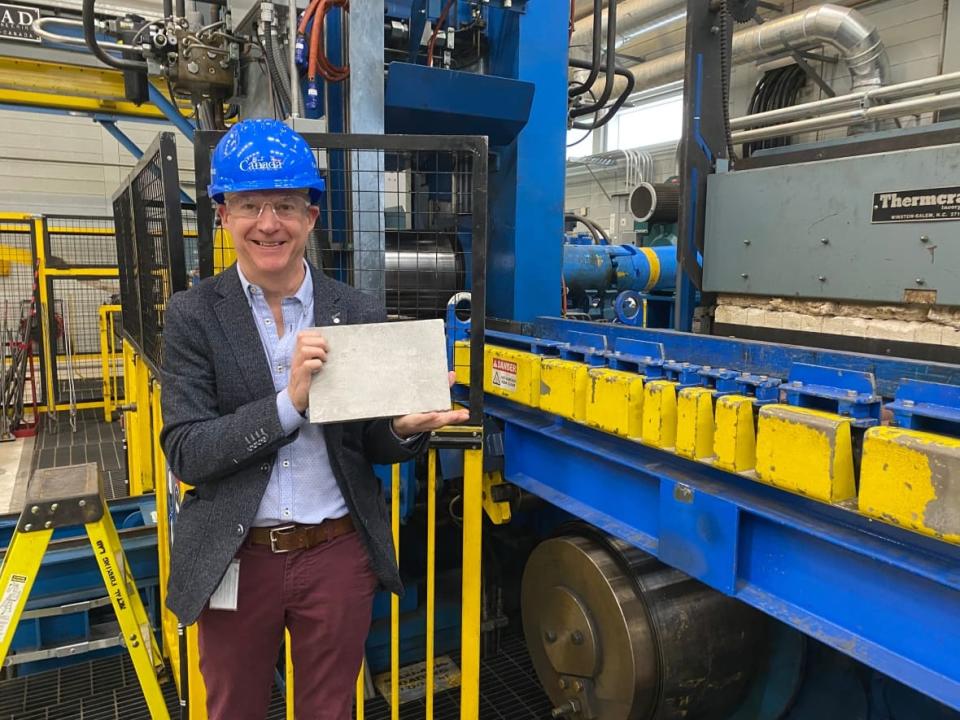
703 143 960 304
307 319 452 424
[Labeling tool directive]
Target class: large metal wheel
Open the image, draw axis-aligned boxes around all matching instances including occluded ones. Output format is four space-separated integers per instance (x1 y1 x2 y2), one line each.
521 531 765 719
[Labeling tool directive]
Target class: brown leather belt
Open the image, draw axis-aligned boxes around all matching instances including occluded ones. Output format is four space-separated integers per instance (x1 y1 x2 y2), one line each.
248 516 355 553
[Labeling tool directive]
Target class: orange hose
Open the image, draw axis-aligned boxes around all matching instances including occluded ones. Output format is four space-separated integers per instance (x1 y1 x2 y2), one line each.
426 0 455 68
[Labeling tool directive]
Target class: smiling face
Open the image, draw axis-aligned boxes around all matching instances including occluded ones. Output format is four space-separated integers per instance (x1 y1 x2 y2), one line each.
218 189 320 294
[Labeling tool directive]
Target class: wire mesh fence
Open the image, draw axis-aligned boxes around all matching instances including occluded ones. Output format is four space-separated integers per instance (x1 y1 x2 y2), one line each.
194 131 487 422
44 215 117 269
112 133 189 374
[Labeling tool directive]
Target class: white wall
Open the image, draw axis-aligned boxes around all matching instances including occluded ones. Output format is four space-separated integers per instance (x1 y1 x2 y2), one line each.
0 108 196 216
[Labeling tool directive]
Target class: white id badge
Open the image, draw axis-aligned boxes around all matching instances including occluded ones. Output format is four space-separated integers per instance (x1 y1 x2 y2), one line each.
208 559 240 611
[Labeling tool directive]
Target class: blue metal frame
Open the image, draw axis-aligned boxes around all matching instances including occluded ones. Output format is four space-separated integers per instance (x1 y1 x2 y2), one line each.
484 395 960 710
146 84 196 142
486 1 566 322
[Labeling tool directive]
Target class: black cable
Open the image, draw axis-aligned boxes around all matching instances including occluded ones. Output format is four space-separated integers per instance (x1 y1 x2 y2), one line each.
568 0 603 98
263 21 291 114
569 59 635 131
565 213 610 244
570 0 616 118
565 214 601 245
82 0 148 71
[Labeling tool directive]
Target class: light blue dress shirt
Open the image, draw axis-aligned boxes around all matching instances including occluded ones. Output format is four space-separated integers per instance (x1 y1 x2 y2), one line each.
236 263 349 526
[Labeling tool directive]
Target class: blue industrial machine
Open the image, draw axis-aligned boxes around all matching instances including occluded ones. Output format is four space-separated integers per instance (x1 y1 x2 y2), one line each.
55 0 960 716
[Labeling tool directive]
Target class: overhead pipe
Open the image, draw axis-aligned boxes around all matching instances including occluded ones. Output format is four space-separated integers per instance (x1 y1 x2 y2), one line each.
731 70 960 130
731 90 960 144
582 5 888 105
570 0 684 59
33 16 144 53
570 0 604 98
570 0 619 119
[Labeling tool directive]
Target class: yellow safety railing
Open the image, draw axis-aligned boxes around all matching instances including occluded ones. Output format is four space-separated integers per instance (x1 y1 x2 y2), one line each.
99 304 123 422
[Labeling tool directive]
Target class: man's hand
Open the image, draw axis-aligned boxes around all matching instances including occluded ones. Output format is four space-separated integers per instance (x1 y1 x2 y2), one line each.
391 372 470 438
289 329 328 414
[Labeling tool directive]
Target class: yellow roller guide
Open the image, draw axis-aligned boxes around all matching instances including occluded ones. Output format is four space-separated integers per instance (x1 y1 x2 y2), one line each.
641 380 678 449
540 358 589 420
860 427 960 544
676 387 716 461
713 395 756 473
584 368 645 438
483 345 542 407
755 405 855 503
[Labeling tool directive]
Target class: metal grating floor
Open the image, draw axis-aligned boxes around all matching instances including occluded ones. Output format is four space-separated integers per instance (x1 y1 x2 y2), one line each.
32 409 127 500
0 634 551 720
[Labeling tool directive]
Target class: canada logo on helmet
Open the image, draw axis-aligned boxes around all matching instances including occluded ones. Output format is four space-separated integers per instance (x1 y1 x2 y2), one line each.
208 119 326 204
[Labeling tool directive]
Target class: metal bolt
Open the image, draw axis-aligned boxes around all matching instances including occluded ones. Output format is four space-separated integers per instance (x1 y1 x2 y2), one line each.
741 273 749 279
915 278 925 285
793 380 803 388
30 506 39 515
23 524 32 531
818 276 826 282
544 630 557 643
50 503 58 512
902 399 915 407
187 60 199 73
574 680 584 692
920 235 930 243
571 630 584 645
820 237 829 245
743 239 751 245
558 678 568 690
710 24 719 33
44 521 52 529
78 500 86 507
846 389 858 397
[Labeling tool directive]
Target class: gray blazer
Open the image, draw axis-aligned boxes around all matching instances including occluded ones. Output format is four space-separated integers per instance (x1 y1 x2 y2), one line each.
160 263 421 625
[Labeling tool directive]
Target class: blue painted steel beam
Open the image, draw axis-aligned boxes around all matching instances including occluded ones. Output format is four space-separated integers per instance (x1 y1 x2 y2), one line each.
146 84 195 142
94 117 194 205
530 316 960 397
485 395 960 710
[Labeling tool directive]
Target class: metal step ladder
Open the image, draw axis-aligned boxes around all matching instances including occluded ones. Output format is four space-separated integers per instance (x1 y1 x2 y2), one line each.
0 462 169 719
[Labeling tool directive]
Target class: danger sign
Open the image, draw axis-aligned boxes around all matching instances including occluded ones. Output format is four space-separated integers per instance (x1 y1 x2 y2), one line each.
491 358 518 392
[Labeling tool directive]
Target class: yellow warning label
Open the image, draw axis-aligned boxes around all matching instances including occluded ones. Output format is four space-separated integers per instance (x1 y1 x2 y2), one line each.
374 655 462 706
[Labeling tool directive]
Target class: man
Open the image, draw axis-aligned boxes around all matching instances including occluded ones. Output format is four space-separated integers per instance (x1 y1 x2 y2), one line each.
160 118 468 719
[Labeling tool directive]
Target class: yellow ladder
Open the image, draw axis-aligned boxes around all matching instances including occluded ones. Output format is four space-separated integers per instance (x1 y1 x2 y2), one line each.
0 462 170 719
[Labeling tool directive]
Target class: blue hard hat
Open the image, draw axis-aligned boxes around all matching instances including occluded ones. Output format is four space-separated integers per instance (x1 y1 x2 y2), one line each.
208 119 326 204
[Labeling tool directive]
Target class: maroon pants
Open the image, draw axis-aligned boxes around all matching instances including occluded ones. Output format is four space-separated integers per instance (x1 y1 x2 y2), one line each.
197 530 378 720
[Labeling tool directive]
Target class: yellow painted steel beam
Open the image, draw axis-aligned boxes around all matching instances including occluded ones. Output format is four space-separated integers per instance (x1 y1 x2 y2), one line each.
860 427 960 543
426 449 438 718
676 386 715 461
460 446 483 720
0 56 185 119
641 380 678 449
756 405 855 503
391 464 400 720
713 395 757 473
584 368 645 438
45 268 119 278
540 358 589 420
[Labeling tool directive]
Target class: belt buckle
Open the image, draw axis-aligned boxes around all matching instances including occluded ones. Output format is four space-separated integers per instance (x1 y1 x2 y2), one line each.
269 524 297 553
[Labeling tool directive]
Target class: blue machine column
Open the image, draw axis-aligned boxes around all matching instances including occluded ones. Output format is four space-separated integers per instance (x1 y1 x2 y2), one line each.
487 3 567 322
675 0 731 331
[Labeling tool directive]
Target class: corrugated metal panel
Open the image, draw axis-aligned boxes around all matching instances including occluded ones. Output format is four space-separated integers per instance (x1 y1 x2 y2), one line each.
0 109 195 215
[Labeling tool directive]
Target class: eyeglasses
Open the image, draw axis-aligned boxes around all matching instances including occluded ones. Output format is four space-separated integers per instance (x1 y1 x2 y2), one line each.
225 195 310 220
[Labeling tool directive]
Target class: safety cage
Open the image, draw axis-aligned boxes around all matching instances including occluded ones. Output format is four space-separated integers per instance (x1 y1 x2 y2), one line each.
112 133 191 376
193 130 488 424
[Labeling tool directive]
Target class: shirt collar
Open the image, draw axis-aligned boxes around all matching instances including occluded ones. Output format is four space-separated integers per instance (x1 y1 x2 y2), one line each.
236 261 313 307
